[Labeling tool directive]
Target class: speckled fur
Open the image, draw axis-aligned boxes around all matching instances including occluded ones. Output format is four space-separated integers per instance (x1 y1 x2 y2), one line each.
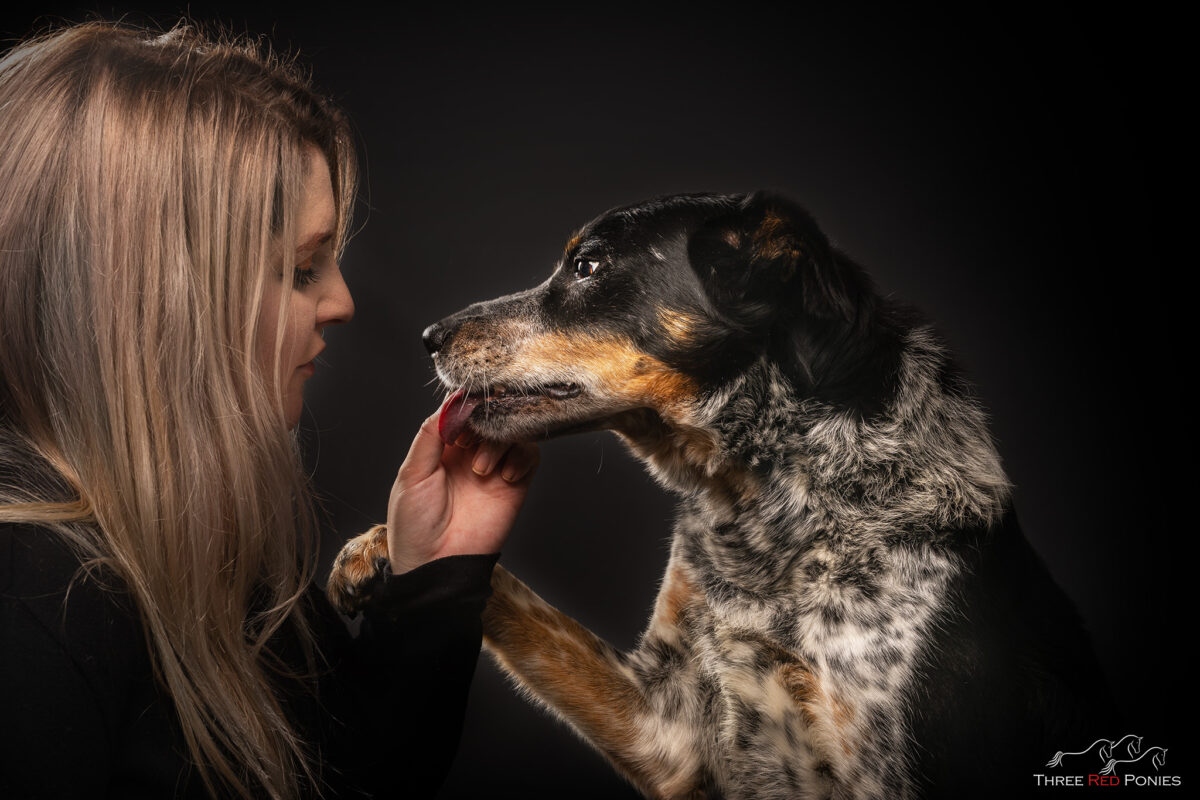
480 327 1008 800
328 192 1060 799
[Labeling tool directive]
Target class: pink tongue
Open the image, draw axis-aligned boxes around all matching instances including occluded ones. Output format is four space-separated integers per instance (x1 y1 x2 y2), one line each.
437 389 482 444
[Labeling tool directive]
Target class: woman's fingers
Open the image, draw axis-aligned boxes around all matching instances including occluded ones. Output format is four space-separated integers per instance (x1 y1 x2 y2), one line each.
500 442 539 483
467 439 539 482
471 440 507 476
396 412 447 485
454 429 481 448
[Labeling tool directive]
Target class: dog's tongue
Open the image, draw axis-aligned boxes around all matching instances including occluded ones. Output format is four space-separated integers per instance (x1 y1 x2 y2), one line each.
437 389 482 445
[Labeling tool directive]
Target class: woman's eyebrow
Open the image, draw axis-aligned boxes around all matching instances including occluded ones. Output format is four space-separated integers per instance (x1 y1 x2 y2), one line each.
296 231 334 254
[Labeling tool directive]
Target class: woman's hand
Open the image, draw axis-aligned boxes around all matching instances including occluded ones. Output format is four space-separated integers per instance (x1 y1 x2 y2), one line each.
385 411 539 574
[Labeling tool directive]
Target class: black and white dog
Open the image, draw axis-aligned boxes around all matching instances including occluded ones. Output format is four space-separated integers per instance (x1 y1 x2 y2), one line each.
330 192 1109 799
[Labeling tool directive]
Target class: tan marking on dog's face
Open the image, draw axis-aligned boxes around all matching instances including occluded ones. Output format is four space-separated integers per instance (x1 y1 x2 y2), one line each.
438 319 697 416
435 314 721 477
656 308 705 345
563 231 584 258
521 331 699 413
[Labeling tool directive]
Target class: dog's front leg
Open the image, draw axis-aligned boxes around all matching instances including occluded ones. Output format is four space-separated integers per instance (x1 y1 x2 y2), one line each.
484 565 708 800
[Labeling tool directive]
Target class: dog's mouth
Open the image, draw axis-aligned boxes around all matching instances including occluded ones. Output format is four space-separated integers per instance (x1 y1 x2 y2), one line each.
437 383 583 444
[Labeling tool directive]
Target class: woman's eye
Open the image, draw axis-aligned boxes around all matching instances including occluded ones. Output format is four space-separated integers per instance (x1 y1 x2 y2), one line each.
573 258 601 279
292 258 319 287
294 267 319 286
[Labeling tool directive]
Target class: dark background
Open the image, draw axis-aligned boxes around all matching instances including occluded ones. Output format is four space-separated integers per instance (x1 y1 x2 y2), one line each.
3 4 1177 797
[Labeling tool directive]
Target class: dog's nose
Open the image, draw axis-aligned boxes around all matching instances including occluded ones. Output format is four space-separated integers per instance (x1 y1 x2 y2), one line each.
422 322 447 355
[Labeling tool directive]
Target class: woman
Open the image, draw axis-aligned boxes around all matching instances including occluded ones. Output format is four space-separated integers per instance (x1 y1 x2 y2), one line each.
0 20 536 799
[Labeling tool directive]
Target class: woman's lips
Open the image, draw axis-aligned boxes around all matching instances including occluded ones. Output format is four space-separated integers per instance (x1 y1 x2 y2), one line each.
299 345 323 376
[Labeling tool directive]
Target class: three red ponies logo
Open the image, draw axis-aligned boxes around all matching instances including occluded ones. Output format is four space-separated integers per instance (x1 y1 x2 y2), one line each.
1035 734 1181 789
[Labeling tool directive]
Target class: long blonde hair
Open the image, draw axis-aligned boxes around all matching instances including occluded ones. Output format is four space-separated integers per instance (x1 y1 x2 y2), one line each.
0 21 356 798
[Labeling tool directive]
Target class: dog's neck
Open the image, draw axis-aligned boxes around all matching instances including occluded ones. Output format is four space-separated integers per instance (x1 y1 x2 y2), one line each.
614 322 1011 591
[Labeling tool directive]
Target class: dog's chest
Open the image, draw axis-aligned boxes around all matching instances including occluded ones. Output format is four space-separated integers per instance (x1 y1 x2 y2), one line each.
678 535 959 799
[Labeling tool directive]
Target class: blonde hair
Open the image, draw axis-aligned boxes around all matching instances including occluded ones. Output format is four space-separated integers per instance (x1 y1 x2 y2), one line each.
0 21 356 798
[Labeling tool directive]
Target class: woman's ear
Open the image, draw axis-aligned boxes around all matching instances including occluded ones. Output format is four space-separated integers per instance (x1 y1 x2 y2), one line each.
688 191 858 327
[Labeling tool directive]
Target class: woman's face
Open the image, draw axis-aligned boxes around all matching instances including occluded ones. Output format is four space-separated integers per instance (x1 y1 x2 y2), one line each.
256 147 355 428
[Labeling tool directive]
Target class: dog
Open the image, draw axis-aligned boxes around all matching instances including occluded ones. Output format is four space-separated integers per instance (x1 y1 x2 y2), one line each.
329 192 1110 799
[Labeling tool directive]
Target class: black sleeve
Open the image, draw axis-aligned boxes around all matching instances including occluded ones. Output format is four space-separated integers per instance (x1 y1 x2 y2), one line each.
310 553 499 800
0 524 147 799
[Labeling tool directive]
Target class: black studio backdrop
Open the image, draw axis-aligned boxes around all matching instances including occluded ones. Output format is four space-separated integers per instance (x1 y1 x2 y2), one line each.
2 4 1178 798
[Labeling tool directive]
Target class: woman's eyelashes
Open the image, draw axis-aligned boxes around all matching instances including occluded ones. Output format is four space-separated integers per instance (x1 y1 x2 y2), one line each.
292 258 319 287
291 246 332 287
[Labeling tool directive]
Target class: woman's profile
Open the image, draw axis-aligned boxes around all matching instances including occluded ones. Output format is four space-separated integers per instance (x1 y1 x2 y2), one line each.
0 20 536 799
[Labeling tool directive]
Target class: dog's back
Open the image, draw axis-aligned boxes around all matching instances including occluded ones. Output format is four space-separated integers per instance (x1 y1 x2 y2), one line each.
912 509 1111 797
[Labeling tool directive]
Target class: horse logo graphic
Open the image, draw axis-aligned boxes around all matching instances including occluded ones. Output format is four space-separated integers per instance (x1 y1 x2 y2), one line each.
1046 734 1142 768
1038 734 1177 790
1111 734 1145 761
1099 747 1167 776
1046 739 1113 768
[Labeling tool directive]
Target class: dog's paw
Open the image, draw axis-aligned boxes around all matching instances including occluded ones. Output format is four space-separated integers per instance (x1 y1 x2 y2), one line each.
326 524 390 615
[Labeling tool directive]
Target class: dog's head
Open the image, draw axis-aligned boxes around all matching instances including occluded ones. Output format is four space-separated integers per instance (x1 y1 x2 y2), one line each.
428 191 875 446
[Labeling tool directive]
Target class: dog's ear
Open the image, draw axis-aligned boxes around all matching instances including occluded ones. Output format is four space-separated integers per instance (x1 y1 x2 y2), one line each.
688 192 858 326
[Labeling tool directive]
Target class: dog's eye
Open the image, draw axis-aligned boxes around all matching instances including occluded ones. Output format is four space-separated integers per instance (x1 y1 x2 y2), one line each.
573 258 601 279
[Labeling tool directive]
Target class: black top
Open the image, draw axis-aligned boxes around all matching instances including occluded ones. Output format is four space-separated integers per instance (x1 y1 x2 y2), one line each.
0 520 498 799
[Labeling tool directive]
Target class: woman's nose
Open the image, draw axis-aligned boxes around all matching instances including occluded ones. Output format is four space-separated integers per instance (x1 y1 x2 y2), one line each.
319 269 355 328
